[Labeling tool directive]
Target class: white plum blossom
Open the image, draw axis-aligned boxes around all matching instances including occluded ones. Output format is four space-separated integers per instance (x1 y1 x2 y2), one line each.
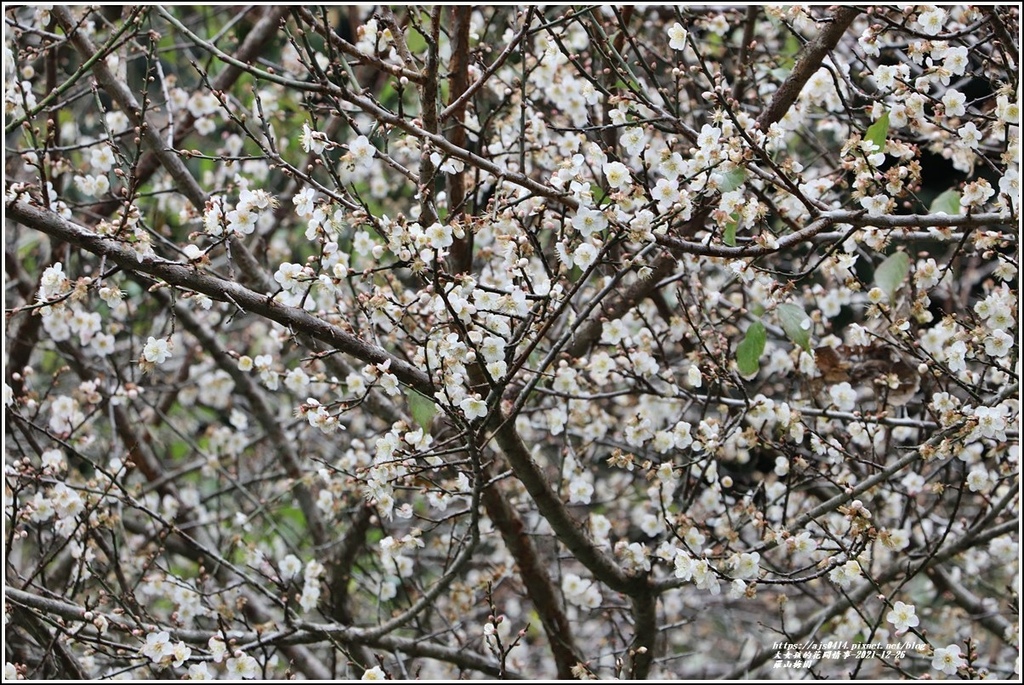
562 572 602 609
602 160 631 189
961 179 994 208
829 382 857 412
293 187 316 218
73 173 109 197
142 337 172 365
872 63 897 90
39 262 68 300
426 222 454 250
696 124 721 150
140 631 173 664
966 468 990 492
984 329 1013 357
970 404 1009 441
459 395 488 421
943 45 969 75
430 151 465 175
616 541 650 573
651 178 679 209
619 127 646 156
300 122 328 154
208 637 228 664
917 6 947 35
673 550 695 581
886 601 919 635
667 23 688 51
572 241 599 271
89 145 116 172
226 652 260 679
942 89 967 117
572 206 607 237
226 205 257 235
277 263 307 291
187 663 212 680
567 475 594 504
170 642 192 668
732 551 760 579
50 482 84 521
998 167 1019 206
860 193 892 216
693 558 721 595
348 135 376 169
932 644 967 675
786 531 818 557
279 554 303 580
828 559 862 588
996 94 1020 124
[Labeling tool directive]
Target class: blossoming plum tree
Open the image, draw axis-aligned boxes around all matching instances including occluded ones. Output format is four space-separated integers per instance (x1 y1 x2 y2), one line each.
3 4 1019 680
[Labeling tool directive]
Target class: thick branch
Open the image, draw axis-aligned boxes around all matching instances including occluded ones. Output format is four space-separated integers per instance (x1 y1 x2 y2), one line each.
446 5 472 274
926 565 1015 644
53 6 208 211
656 210 1015 259
439 19 529 121
116 6 292 210
5 291 44 397
564 251 678 359
489 409 640 596
6 602 88 679
417 8 443 227
481 479 583 678
626 591 658 679
5 200 433 394
755 7 861 131
294 7 423 84
4 587 511 677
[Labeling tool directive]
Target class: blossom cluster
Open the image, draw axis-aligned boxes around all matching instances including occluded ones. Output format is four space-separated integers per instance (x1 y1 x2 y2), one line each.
3 4 1018 681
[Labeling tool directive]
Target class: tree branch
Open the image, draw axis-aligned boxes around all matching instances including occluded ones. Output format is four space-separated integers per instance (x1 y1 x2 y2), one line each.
480 478 584 678
5 200 433 394
722 518 1018 678
755 7 861 131
4 586 513 677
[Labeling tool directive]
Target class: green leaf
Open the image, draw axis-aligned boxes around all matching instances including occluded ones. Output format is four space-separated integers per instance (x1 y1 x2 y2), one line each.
874 251 910 301
777 303 812 352
723 215 739 247
169 439 190 461
377 81 399 109
276 506 307 534
929 189 960 215
406 27 428 54
720 167 746 192
406 388 436 430
864 111 890 152
736 321 767 378
779 32 801 70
